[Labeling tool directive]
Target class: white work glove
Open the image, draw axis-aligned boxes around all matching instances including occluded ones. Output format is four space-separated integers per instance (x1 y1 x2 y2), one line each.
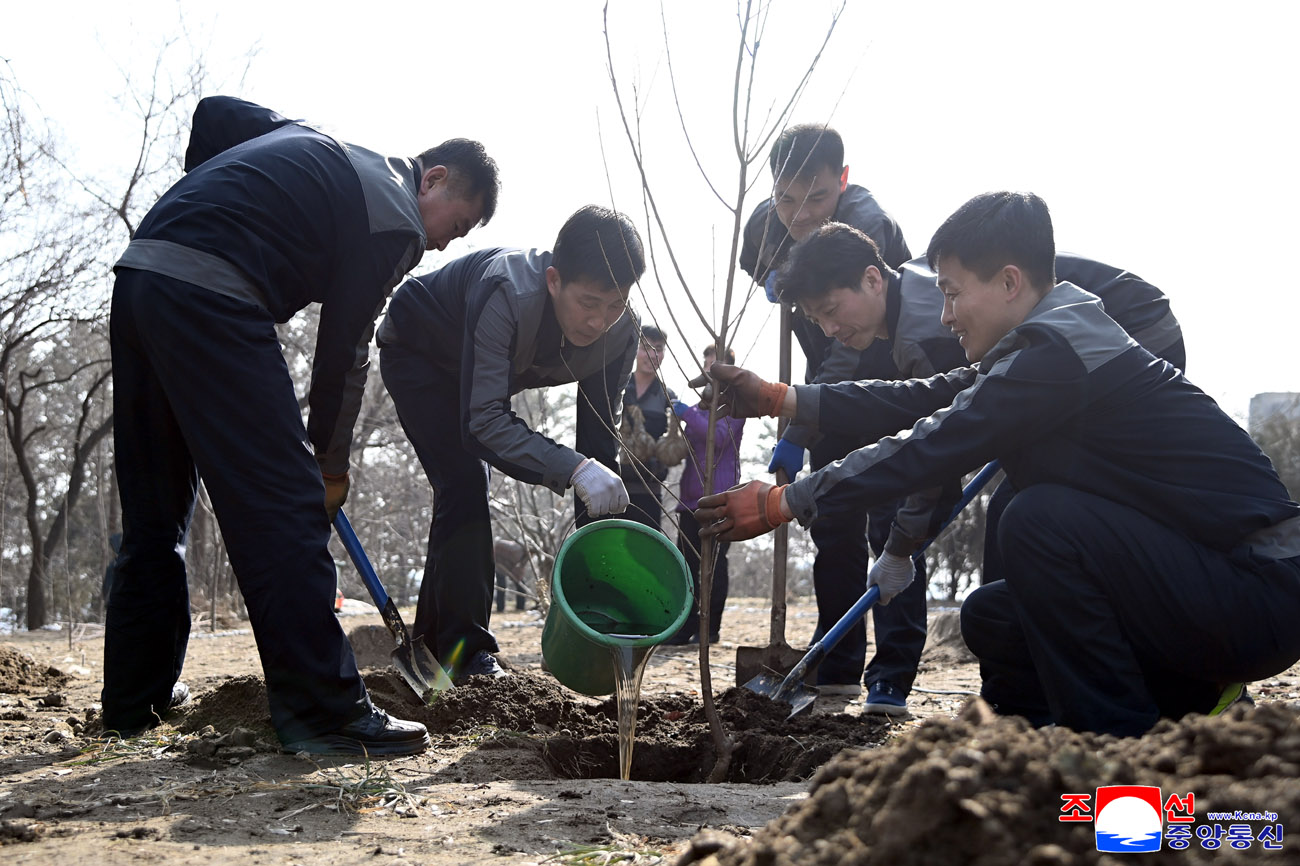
570 458 630 517
866 551 915 606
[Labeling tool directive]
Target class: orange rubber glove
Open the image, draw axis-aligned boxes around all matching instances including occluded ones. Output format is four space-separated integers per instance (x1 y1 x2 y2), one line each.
694 480 790 542
708 364 789 418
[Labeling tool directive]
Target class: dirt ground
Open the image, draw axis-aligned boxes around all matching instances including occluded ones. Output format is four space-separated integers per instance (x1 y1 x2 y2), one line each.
0 597 1296 865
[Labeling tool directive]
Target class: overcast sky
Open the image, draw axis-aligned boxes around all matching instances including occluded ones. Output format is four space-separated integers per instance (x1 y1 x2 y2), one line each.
5 0 1297 421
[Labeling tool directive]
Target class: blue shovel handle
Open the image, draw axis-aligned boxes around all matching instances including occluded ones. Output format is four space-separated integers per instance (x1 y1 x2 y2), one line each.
333 508 391 610
776 460 1002 697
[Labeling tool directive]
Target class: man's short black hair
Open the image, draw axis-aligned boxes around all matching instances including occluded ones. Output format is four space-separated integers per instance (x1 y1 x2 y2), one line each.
641 324 667 345
775 222 886 305
552 205 646 293
703 344 736 364
926 192 1056 290
769 123 844 183
416 138 501 226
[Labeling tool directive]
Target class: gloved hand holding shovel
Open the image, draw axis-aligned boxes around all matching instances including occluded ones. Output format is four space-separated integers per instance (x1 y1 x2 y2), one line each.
866 552 915 605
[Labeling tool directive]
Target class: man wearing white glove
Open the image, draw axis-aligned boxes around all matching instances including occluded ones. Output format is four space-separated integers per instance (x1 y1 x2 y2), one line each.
571 457 630 517
866 552 915 606
378 206 645 684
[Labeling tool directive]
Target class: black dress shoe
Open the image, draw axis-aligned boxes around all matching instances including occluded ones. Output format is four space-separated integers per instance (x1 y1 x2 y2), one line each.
281 708 430 756
452 650 508 685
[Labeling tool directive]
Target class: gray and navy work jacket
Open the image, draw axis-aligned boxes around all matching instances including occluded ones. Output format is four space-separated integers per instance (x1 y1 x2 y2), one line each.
377 248 637 494
113 96 428 475
740 184 912 383
784 283 1300 563
785 253 1187 553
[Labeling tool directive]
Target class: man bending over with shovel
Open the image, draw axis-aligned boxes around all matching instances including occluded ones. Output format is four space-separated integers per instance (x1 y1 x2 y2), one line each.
106 96 499 755
378 205 646 684
698 191 1300 736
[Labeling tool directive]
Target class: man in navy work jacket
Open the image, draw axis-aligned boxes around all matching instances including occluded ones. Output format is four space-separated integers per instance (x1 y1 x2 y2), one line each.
107 96 499 755
740 123 916 704
377 205 645 683
697 191 1300 736
769 221 1186 716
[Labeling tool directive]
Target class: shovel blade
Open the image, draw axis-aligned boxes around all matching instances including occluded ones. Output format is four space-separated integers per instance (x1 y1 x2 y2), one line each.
780 682 820 719
390 640 454 705
742 672 820 719
734 642 813 688
741 672 785 699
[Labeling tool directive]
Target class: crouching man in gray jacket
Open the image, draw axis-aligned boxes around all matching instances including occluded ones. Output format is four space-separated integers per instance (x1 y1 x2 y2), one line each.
377 206 645 683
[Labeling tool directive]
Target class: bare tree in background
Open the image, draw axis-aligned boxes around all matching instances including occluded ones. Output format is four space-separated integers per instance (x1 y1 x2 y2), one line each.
0 28 252 629
924 475 990 602
603 0 845 781
1 66 114 628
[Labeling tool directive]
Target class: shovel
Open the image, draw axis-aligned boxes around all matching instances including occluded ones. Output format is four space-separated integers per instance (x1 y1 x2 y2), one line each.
745 460 1002 718
735 306 808 686
733 466 808 685
333 508 453 703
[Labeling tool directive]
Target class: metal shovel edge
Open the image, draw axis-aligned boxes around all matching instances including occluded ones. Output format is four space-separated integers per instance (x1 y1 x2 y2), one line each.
333 509 453 704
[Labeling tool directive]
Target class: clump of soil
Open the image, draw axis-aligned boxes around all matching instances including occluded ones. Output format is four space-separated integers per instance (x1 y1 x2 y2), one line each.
177 674 274 741
0 645 69 694
345 624 400 670
366 667 607 735
687 699 1300 866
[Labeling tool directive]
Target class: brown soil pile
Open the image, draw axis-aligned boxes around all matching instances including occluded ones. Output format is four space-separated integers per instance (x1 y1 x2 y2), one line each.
0 645 69 695
344 624 399 670
369 669 894 783
170 667 892 782
177 674 273 739
686 699 1300 866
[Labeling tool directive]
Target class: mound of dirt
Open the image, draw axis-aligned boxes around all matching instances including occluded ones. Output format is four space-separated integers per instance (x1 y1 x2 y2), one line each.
169 668 893 782
686 699 1300 866
344 624 399 670
370 670 894 783
920 608 976 666
176 674 274 740
0 645 69 695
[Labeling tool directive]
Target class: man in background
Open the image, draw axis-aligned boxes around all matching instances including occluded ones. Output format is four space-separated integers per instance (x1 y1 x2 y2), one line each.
621 325 677 532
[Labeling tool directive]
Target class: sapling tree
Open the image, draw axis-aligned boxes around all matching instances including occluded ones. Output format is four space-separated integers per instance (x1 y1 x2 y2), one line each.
603 0 845 781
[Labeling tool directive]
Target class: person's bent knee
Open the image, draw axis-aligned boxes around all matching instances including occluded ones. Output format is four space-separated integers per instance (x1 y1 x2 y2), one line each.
960 581 1011 659
997 484 1073 541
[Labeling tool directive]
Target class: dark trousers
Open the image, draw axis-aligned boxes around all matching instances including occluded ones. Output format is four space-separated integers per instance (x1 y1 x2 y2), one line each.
380 343 498 673
961 484 1300 735
808 436 928 691
105 271 370 743
495 568 528 611
979 477 1015 585
674 510 729 639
